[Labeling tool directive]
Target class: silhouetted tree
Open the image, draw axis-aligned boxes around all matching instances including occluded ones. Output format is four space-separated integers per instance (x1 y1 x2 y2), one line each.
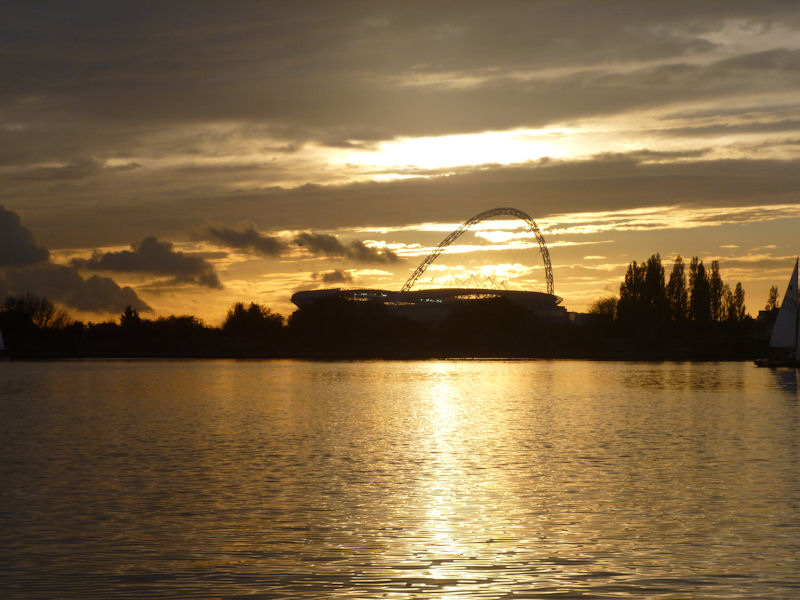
732 283 746 321
644 253 669 324
0 294 72 352
3 293 69 329
709 260 724 321
720 282 746 322
154 314 206 332
120 305 141 328
616 260 646 329
588 296 617 319
666 255 688 321
765 286 779 311
223 302 284 348
0 297 35 345
721 284 733 321
689 257 711 323
688 256 698 303
587 296 617 335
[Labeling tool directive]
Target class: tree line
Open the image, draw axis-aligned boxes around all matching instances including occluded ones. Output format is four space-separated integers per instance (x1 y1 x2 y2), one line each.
0 253 773 359
591 254 749 332
0 295 285 357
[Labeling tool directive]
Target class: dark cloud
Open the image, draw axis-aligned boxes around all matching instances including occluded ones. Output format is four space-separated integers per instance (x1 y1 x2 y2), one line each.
0 205 50 266
293 232 347 256
2 2 800 267
366 48 800 139
312 269 354 285
10 152 800 250
16 158 105 181
0 206 151 313
203 223 288 256
655 117 800 139
3 2 799 151
71 236 222 288
15 158 142 181
1 2 797 315
200 223 400 265
293 232 400 264
0 263 151 314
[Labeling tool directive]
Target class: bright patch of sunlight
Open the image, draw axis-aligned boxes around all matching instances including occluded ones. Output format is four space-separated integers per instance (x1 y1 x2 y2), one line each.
474 230 533 244
340 129 573 171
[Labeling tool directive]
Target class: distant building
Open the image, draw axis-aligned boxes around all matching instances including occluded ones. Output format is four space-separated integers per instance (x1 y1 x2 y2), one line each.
291 287 568 322
292 207 568 323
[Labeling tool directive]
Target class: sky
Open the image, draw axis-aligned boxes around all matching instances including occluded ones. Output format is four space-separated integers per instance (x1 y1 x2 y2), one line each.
2 1 800 323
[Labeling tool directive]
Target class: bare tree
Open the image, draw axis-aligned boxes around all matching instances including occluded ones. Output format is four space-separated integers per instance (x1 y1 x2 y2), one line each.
3 293 70 329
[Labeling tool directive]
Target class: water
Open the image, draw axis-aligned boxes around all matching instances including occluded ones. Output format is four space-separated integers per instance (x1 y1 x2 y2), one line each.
1 360 799 599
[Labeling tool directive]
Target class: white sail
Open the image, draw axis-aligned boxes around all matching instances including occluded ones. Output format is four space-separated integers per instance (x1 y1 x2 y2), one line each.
769 258 799 350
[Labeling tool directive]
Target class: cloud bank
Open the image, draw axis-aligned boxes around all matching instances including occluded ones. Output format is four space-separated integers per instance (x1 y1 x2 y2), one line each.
72 236 222 288
0 263 150 313
4 2 799 148
2 2 800 317
204 223 289 257
0 206 150 313
201 224 400 264
312 269 354 285
293 232 400 264
0 205 50 266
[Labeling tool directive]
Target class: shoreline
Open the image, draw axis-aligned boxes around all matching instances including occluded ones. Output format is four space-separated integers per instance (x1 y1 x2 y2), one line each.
3 349 764 362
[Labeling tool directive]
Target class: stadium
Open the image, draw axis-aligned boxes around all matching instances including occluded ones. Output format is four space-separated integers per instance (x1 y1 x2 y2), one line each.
291 207 567 322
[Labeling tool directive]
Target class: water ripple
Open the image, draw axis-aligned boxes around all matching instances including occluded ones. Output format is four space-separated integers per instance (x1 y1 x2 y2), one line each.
1 360 799 598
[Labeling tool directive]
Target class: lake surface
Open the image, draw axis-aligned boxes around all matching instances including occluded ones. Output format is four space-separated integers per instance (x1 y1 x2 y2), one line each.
1 360 799 599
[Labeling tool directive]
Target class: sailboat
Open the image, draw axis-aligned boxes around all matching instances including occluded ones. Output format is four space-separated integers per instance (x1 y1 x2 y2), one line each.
755 258 800 367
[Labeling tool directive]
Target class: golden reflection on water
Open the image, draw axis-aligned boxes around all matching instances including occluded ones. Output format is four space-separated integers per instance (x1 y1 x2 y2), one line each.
1 360 800 598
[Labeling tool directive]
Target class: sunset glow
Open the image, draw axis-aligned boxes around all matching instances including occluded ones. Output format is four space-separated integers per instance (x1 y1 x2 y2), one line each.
5 6 800 599
1 2 799 321
340 129 571 172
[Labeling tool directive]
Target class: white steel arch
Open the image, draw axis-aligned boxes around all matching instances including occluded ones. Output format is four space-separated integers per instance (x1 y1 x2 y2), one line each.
401 207 554 295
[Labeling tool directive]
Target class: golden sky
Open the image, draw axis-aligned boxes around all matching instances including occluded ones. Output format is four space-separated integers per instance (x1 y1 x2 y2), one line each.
2 2 800 322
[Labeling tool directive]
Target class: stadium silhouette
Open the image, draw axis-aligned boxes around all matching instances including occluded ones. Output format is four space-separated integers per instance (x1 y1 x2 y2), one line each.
291 207 567 322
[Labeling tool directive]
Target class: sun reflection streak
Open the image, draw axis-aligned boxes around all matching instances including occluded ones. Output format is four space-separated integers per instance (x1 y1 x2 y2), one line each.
10 360 799 596
415 363 473 566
